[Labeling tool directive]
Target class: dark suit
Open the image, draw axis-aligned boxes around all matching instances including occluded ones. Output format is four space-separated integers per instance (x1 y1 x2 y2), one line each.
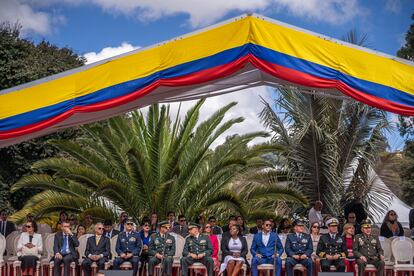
171 225 188 238
104 229 120 239
316 233 347 272
53 232 79 276
82 235 111 276
0 220 16 237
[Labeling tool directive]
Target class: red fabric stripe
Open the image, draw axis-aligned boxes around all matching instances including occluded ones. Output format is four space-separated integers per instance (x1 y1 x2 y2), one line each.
2 54 414 140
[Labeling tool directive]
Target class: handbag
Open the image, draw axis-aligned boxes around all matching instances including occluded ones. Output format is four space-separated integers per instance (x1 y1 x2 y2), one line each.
21 245 38 256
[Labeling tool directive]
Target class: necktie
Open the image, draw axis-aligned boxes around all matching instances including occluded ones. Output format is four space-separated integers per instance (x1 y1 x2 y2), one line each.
62 234 68 253
96 235 100 246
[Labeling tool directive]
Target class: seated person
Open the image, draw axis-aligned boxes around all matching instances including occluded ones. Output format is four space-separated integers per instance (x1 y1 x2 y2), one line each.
353 220 385 276
113 217 142 276
181 223 214 276
53 221 79 276
82 223 111 276
148 221 176 276
250 219 284 276
316 218 346 272
285 219 313 276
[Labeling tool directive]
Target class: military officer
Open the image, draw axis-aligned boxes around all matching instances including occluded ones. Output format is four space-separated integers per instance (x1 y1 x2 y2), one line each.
148 221 176 276
113 217 142 276
181 222 214 276
316 218 347 272
353 219 384 276
285 219 313 276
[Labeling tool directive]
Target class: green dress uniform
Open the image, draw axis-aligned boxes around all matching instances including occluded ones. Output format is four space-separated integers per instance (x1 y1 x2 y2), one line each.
148 232 176 276
353 234 384 276
181 233 214 276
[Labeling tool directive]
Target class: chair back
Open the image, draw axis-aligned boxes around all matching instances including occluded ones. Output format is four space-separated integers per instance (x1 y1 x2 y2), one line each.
78 234 93 259
379 237 392 262
403 228 411 237
38 224 52 235
12 232 21 256
174 235 185 258
111 235 118 260
0 234 6 260
371 228 380 236
5 231 19 257
245 234 253 262
45 233 56 260
216 235 221 260
391 237 414 264
279 234 288 260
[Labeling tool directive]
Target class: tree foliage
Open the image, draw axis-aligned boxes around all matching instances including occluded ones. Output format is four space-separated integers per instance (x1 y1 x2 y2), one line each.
0 23 85 210
399 140 414 207
10 101 306 224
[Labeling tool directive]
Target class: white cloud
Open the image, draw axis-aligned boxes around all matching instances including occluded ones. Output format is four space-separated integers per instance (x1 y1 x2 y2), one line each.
0 0 56 35
83 42 140 64
385 0 401 14
1 0 367 36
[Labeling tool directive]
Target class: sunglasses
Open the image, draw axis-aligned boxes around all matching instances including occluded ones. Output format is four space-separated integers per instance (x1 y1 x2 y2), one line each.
143 224 150 227
265 224 272 226
126 222 133 225
312 226 320 229
25 225 32 228
97 227 104 230
180 219 186 222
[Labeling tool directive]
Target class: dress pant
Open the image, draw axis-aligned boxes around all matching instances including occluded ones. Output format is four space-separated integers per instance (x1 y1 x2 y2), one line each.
356 258 384 276
113 256 140 275
148 256 173 276
53 254 76 276
285 257 313 276
251 256 282 276
181 256 214 276
320 258 346 272
82 257 107 276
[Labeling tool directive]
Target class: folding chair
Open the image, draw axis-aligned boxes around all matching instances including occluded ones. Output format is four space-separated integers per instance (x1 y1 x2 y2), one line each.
0 234 5 276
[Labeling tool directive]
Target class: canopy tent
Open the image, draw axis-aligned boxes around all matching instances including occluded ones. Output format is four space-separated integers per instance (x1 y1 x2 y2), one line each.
1 13 414 148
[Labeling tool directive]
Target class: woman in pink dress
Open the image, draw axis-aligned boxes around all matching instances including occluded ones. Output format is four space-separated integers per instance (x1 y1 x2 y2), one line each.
204 223 221 272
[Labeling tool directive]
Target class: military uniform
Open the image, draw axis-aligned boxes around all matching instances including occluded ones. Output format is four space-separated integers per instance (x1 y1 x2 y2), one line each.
181 223 214 276
285 220 313 276
148 232 176 276
113 219 142 276
353 220 384 276
316 218 347 272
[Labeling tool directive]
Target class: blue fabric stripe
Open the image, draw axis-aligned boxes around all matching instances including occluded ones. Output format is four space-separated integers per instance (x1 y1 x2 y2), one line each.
0 43 412 131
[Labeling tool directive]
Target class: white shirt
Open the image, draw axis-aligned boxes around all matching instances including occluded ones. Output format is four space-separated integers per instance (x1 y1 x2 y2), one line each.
16 232 43 257
262 231 270 246
309 207 323 226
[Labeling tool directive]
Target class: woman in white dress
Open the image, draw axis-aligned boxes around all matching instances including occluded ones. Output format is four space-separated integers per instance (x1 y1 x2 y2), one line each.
220 225 248 276
310 222 320 259
16 221 42 276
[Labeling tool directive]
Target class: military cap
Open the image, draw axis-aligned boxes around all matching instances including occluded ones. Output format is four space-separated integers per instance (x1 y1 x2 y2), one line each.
125 217 135 223
293 219 305 226
361 219 372 228
326 218 339 227
188 222 201 229
158 220 170 228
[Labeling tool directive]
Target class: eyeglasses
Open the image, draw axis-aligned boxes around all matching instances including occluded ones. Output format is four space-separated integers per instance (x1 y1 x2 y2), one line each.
25 225 32 228
312 226 320 229
265 224 271 226
97 227 104 230
126 223 133 225
143 224 150 227
179 219 186 222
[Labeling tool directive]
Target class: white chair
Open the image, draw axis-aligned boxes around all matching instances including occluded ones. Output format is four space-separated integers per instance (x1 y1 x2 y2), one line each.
0 234 6 276
38 224 52 236
78 234 95 276
6 232 20 276
403 228 412 238
391 237 414 276
379 237 394 276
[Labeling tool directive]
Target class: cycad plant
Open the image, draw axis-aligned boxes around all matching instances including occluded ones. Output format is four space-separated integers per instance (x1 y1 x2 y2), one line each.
11 100 286 224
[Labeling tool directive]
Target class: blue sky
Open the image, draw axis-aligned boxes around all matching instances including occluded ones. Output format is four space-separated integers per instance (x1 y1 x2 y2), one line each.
0 0 413 150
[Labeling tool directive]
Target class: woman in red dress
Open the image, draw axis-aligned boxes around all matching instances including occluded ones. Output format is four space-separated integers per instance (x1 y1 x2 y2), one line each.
343 223 356 274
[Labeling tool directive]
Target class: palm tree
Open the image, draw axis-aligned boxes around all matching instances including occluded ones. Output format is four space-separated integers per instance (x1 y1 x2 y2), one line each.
11 100 307 224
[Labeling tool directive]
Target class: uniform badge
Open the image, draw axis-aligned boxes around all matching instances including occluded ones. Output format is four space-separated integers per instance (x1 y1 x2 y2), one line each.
359 238 364 246
155 240 160 245
129 237 136 242
166 239 172 244
200 240 206 244
371 239 376 244
337 238 343 243
302 239 307 243
121 239 126 242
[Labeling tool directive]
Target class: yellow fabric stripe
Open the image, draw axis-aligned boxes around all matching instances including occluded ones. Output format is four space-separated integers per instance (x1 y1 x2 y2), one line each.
0 18 250 120
1 15 413 120
249 17 414 95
